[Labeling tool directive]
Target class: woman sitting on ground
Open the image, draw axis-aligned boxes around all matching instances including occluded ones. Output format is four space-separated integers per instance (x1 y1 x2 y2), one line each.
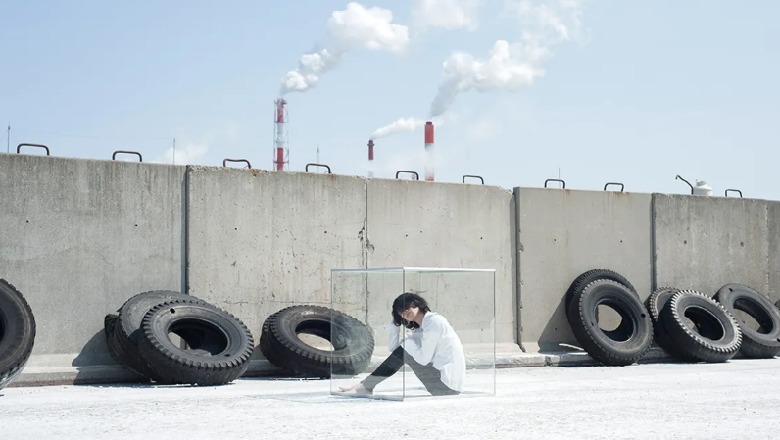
339 292 465 396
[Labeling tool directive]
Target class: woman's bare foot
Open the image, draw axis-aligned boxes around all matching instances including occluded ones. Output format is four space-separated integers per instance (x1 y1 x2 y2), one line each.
338 382 372 395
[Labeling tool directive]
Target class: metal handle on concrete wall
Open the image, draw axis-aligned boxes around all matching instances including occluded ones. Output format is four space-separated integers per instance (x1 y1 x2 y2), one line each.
395 171 419 180
675 175 694 194
112 150 143 162
462 175 484 184
305 163 332 173
725 189 743 198
544 178 565 189
222 159 252 169
604 182 624 192
16 143 50 156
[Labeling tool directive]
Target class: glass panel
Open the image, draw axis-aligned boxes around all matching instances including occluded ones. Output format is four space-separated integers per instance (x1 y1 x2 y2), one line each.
330 267 496 401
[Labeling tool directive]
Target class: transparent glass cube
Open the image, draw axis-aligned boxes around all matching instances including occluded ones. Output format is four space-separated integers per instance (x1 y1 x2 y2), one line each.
329 267 496 401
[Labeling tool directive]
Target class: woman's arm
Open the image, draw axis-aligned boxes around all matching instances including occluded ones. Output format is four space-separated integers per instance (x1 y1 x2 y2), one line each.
383 322 403 351
404 316 443 365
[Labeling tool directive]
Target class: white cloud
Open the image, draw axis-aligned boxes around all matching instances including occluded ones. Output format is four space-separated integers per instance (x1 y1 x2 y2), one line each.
506 0 585 43
412 0 483 31
279 3 410 95
328 3 410 52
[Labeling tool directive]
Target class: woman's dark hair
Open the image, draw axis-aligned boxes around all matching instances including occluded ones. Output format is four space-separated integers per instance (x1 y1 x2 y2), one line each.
391 292 431 329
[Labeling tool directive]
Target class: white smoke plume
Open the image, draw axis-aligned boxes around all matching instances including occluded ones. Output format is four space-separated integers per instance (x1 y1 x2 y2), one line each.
369 116 448 140
412 0 483 31
280 3 410 95
429 0 584 117
370 117 427 139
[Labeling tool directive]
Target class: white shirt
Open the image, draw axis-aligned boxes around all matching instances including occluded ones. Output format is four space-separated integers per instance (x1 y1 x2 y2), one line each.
384 311 466 392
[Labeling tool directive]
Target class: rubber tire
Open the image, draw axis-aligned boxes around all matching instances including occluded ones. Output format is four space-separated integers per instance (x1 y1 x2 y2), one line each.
645 287 698 362
566 279 653 366
0 279 36 391
565 269 638 316
108 290 206 381
138 299 254 386
714 283 780 359
104 314 118 338
659 290 742 363
259 305 374 378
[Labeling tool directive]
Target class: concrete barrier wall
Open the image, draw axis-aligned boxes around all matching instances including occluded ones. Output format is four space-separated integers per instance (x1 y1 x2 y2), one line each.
653 194 770 296
364 179 515 348
0 154 185 381
185 167 368 364
3 152 780 385
186 171 516 362
514 188 653 352
769 202 780 303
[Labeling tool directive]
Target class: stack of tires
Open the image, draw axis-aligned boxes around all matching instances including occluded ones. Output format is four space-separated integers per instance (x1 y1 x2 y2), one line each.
0 279 36 391
259 305 374 378
648 284 780 362
566 268 780 366
565 269 653 366
105 290 254 386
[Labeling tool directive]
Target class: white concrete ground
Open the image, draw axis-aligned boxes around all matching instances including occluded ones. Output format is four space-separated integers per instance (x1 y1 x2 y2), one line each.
2 359 779 440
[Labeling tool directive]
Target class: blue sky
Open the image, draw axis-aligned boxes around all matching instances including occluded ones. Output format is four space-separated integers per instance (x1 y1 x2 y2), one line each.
2 1 778 199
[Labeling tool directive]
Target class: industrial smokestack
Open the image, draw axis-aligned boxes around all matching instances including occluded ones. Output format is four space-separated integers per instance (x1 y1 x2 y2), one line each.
367 139 375 178
274 98 288 171
424 121 434 181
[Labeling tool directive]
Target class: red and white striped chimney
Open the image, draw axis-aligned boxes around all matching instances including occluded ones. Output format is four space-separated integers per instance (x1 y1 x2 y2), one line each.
273 98 287 171
424 121 434 181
